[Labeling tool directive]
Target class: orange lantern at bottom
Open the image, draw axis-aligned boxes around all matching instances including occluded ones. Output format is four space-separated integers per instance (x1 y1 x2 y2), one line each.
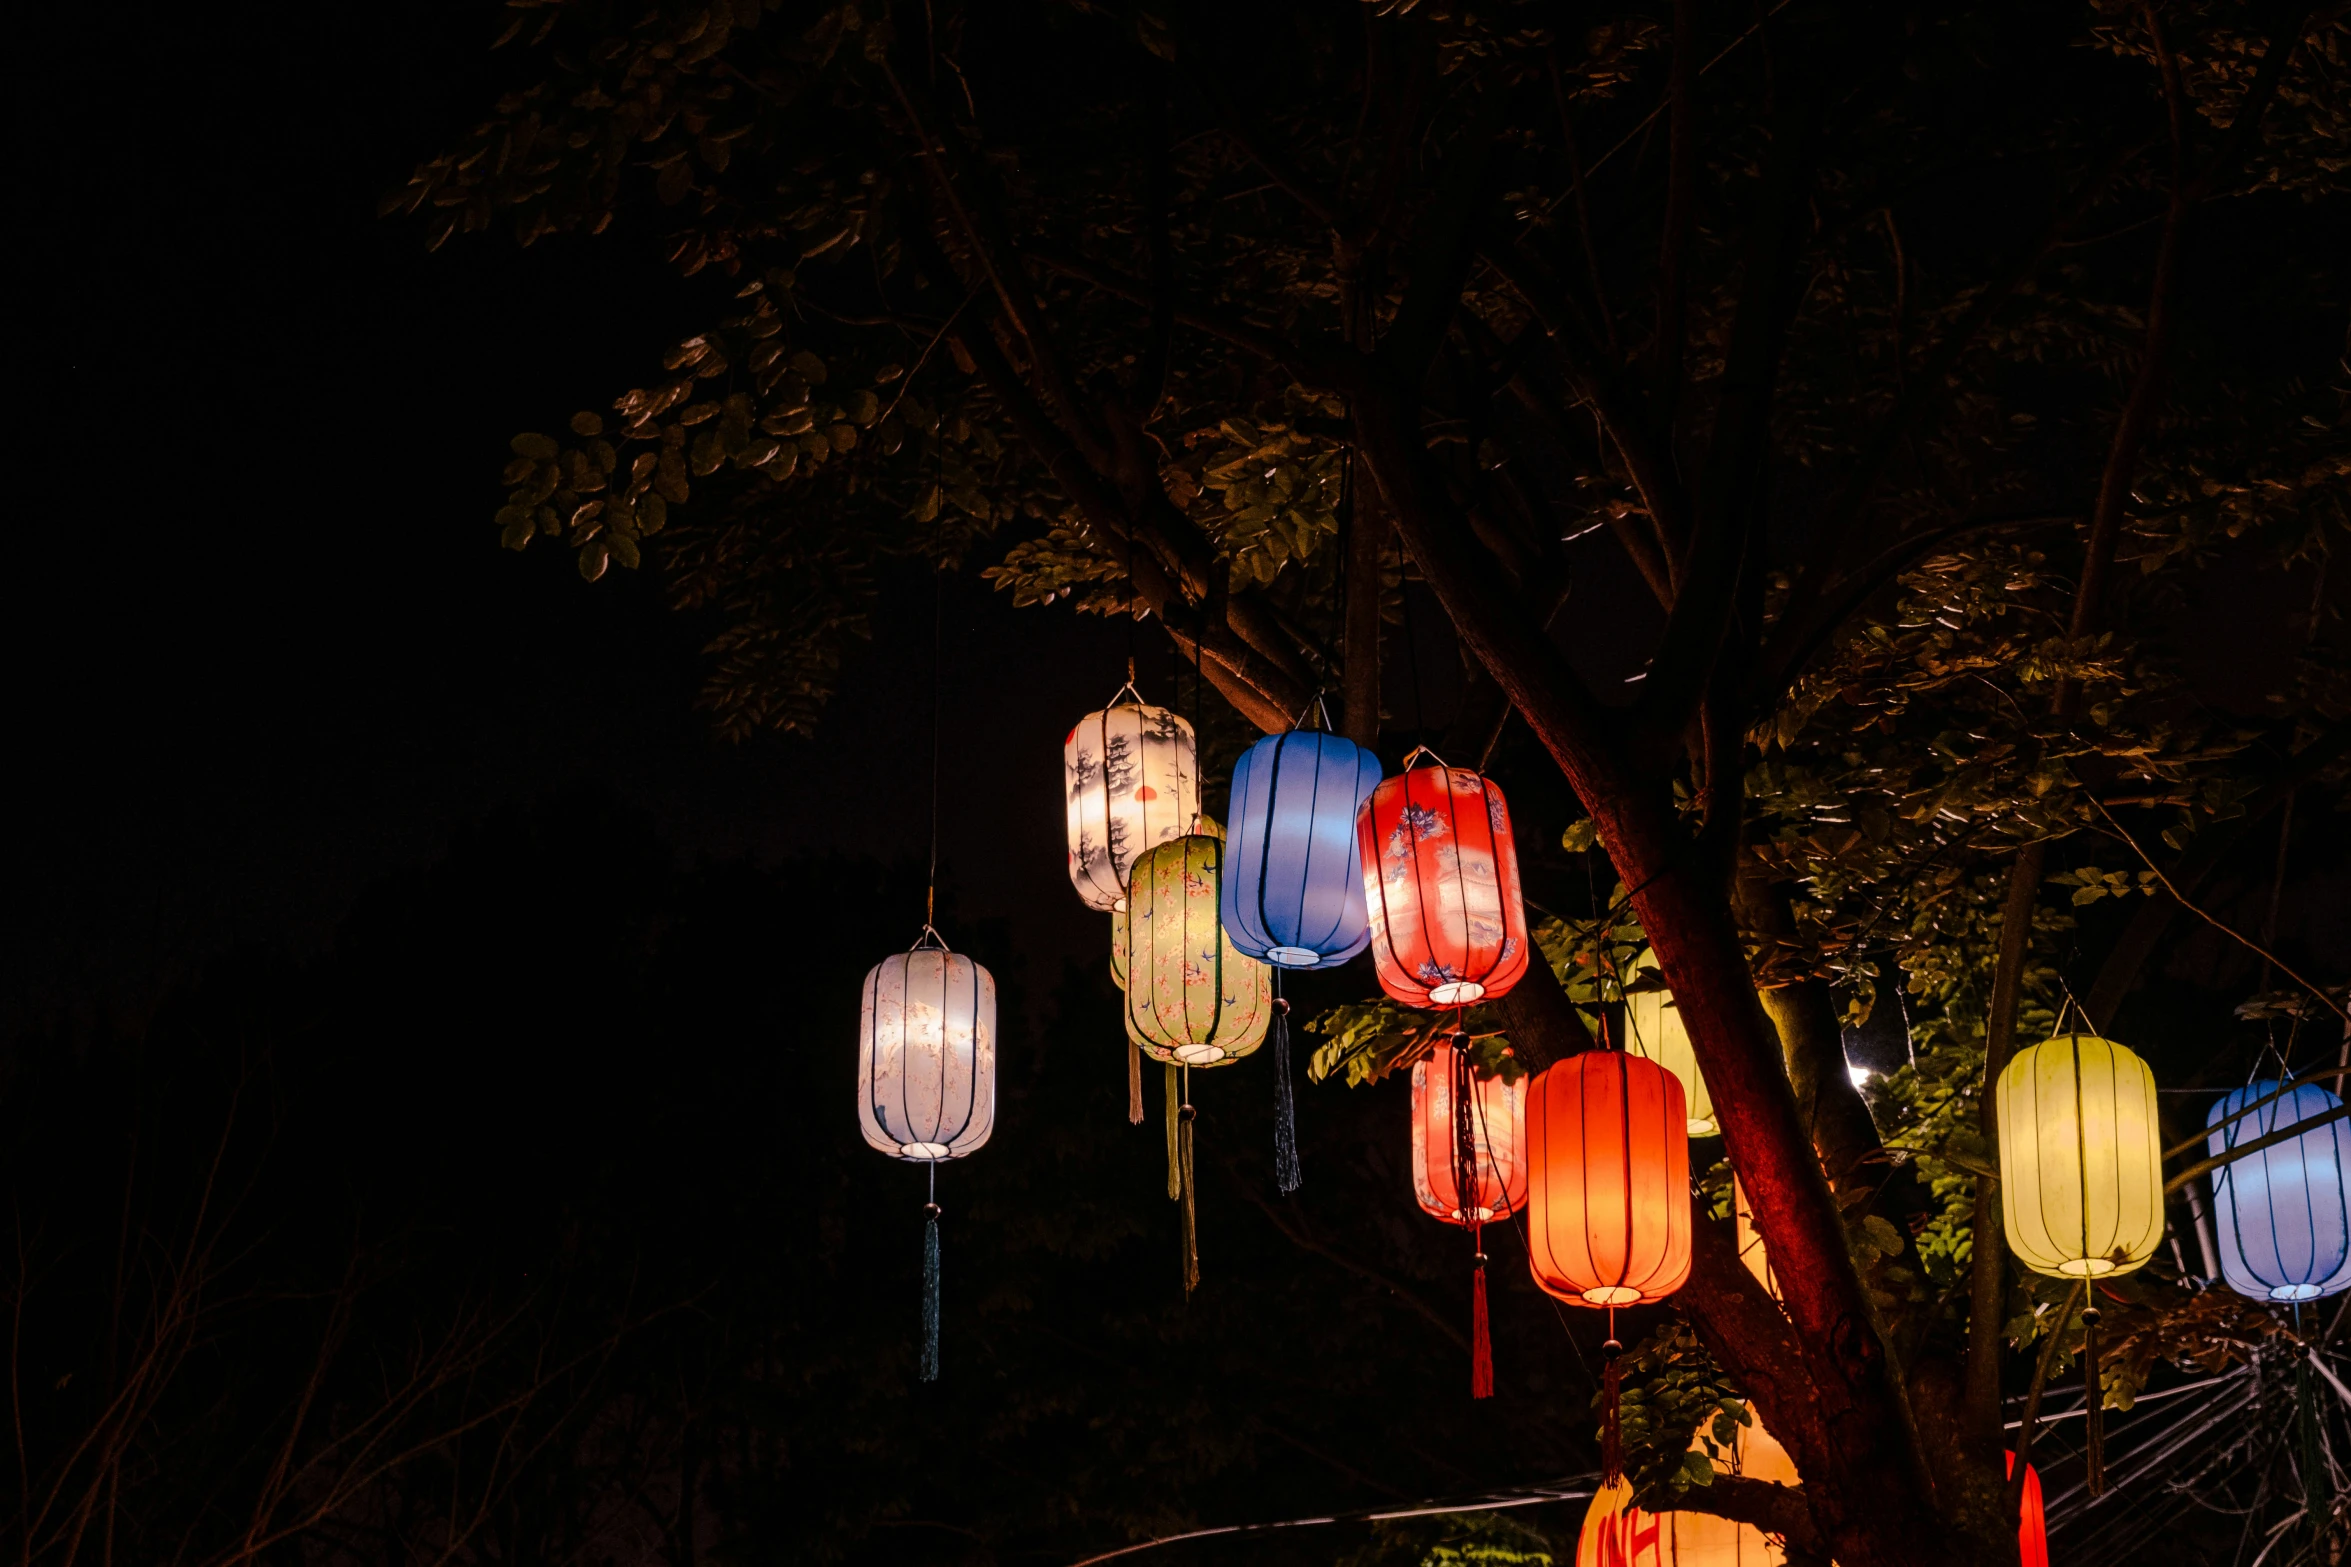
1528 1047 1691 1481
1575 1409 1809 1566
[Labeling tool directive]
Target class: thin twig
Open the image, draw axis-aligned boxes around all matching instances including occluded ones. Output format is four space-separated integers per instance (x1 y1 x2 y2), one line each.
2084 794 2347 1026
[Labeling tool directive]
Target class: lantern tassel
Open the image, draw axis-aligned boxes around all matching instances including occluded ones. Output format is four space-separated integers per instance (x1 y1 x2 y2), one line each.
1600 1325 1624 1485
1471 1226 1493 1400
1128 1037 1144 1126
1164 1062 1182 1200
1179 1097 1201 1294
2080 1304 2104 1496
1273 993 1302 1195
921 1198 941 1384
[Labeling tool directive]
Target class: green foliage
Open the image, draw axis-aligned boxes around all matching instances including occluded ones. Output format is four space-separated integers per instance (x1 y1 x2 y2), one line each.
1607 1317 1749 1513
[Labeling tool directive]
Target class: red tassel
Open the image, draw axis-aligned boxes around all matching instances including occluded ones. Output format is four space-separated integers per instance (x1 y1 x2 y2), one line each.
1471 1229 1493 1399
1600 1332 1625 1485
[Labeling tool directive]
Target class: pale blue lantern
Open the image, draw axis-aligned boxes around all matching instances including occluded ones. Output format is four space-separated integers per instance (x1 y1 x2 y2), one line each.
2206 1078 2351 1303
1220 730 1382 969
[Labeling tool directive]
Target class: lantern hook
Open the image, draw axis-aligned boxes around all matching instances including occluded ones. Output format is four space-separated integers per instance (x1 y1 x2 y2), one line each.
1397 744 1452 772
1284 688 1336 734
910 924 950 952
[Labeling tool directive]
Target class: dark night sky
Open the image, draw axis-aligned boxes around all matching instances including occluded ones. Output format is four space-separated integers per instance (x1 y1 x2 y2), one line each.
6 2 1169 1031
7 2 2331 1045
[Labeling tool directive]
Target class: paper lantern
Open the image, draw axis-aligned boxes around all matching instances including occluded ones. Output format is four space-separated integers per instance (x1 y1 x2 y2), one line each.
1574 1409 1805 1565
1359 761 1530 1008
2206 1079 2351 1303
857 942 996 1162
1411 1039 1529 1224
1221 729 1381 969
1623 960 1717 1137
1065 693 1199 912
858 934 994 1383
1527 1050 1692 1307
1996 1031 2165 1278
1124 833 1271 1067
1412 1037 1529 1399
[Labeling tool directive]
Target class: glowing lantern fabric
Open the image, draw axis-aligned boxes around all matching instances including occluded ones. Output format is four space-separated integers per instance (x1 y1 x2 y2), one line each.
2205 1079 2351 1303
1410 1038 1528 1223
1221 730 1381 969
1358 762 1530 1008
1124 833 1271 1067
1065 695 1199 913
1575 1410 1805 1565
857 944 996 1162
1528 1050 1692 1307
2006 1454 2049 1567
1623 960 1716 1137
1996 1032 2165 1279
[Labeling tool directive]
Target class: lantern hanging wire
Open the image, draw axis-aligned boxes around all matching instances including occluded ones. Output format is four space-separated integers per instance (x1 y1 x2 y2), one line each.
924 568 943 1378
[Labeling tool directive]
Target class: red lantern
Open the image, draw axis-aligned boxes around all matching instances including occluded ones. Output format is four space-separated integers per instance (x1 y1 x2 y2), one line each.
2007 1454 2048 1567
1410 1037 1528 1398
1357 759 1530 1008
1528 1047 1691 1482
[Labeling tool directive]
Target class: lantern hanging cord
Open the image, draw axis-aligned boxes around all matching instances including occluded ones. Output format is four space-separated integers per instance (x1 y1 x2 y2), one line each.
926 565 943 931
1398 529 1428 745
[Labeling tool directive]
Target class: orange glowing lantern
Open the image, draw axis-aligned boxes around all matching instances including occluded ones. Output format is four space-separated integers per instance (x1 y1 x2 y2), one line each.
1528 1050 1693 1310
1358 758 1530 1008
1410 1037 1528 1397
1528 1046 1691 1481
1575 1409 1808 1565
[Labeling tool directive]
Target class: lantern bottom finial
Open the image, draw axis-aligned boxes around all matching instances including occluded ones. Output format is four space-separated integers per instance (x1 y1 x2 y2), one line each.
898 1141 952 1161
1427 981 1486 1005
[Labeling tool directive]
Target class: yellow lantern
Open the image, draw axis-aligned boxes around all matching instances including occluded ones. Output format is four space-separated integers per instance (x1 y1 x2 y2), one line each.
1996 1031 2165 1278
1576 1408 1810 1565
1123 832 1270 1067
1624 959 1717 1137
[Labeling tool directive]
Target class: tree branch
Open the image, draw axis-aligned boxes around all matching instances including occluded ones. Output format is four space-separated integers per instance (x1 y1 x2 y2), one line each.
2083 719 2351 1026
1633 72 1818 753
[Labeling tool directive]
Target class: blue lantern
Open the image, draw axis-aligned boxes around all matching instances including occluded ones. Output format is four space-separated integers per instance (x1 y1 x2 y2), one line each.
1220 729 1382 969
2206 1078 2351 1303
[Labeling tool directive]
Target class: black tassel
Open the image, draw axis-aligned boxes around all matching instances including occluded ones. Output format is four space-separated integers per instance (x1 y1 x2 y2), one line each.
2081 1304 2104 1496
1273 994 1301 1194
921 1201 941 1383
